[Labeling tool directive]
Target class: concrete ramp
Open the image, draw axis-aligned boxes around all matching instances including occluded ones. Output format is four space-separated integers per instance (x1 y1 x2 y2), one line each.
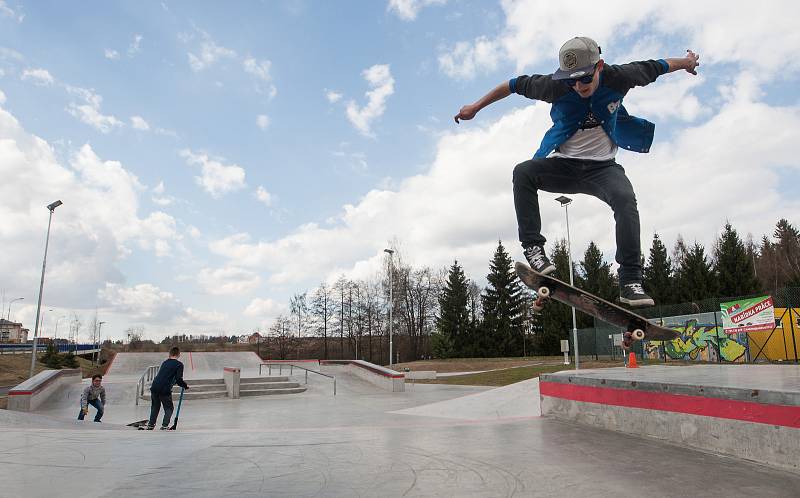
107 351 264 379
391 377 541 421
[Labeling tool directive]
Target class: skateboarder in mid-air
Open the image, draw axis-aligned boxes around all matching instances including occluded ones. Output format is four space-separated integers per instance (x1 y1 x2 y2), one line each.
455 37 700 307
146 346 189 430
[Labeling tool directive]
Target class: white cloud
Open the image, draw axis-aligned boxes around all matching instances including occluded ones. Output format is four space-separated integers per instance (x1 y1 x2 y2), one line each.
439 0 800 79
244 297 286 318
255 185 272 206
325 89 342 103
0 1 23 23
179 308 228 327
180 148 246 198
128 34 143 56
256 114 270 130
197 266 261 295
21 68 54 86
0 89 5 104
98 283 182 322
438 37 502 79
187 225 201 239
387 0 446 21
130 115 151 131
104 48 120 60
345 64 394 136
65 86 123 133
0 105 182 315
151 181 177 207
187 31 236 71
243 57 271 81
243 57 277 97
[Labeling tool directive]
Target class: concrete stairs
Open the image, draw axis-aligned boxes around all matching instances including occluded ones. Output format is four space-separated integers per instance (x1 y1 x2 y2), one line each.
142 376 305 400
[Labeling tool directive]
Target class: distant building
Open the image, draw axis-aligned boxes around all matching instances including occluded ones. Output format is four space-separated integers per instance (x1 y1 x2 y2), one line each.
0 319 29 343
247 332 263 345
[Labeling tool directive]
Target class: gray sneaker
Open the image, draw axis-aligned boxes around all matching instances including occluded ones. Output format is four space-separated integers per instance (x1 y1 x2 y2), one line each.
619 283 654 307
523 245 556 275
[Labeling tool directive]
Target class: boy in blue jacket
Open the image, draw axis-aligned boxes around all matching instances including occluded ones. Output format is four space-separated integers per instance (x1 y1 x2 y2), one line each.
146 346 189 430
455 37 699 306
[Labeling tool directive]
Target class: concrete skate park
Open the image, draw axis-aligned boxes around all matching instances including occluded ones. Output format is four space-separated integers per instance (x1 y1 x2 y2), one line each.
3 352 800 497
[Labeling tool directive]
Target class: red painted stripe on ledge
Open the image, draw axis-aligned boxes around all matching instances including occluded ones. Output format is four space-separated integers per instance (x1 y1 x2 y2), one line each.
539 381 800 428
8 391 33 396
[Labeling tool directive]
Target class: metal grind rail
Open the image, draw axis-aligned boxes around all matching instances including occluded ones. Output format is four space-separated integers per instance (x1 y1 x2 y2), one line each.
259 363 336 395
135 365 160 405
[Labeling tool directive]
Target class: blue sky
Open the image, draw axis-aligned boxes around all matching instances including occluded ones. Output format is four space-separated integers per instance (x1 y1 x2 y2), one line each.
1 0 799 341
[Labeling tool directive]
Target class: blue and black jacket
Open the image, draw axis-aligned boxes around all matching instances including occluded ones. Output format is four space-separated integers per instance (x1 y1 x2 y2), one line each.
509 59 669 158
150 358 189 395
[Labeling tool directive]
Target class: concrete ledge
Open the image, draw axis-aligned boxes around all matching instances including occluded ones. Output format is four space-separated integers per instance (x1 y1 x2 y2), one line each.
8 369 81 412
224 367 240 399
263 359 320 367
540 366 800 474
405 371 436 380
321 360 405 392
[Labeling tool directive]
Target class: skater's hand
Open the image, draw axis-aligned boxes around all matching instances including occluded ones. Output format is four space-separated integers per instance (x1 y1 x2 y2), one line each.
684 50 700 75
83 408 89 415
454 104 479 124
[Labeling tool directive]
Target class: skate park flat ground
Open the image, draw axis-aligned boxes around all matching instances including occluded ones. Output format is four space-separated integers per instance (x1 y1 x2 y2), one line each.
2 356 799 497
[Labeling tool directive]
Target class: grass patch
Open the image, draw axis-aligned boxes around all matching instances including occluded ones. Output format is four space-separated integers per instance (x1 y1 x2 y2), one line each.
414 358 671 387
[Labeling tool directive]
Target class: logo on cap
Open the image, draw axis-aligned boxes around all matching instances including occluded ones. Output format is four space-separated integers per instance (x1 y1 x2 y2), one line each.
563 51 578 69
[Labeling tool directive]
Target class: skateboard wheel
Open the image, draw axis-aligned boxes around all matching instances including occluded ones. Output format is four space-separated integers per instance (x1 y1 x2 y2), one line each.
537 286 550 298
632 329 645 340
622 340 632 349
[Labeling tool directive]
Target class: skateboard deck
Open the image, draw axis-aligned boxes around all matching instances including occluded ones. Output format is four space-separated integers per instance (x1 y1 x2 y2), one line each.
515 262 679 348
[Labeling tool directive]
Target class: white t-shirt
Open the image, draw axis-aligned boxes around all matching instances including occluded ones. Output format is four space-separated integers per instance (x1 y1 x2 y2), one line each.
549 110 617 161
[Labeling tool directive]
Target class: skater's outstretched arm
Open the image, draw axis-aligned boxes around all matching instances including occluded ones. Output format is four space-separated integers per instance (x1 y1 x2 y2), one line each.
663 49 700 75
454 82 511 123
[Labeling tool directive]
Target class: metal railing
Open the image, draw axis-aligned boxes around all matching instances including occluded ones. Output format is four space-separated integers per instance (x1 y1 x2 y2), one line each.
135 365 160 405
259 362 336 395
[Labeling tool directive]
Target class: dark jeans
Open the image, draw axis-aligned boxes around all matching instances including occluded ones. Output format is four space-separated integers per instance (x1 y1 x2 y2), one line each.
148 391 174 428
78 398 104 422
513 156 642 284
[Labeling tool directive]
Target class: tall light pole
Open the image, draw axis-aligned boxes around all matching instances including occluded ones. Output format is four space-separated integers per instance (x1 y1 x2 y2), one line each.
555 195 579 370
54 314 66 350
383 248 394 366
30 200 63 378
7 297 23 321
95 321 106 364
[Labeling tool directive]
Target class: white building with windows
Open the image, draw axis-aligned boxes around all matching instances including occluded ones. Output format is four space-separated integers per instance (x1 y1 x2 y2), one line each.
0 319 29 343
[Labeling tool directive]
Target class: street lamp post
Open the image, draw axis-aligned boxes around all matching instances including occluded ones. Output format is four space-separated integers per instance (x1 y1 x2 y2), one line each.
30 200 63 378
54 315 66 350
383 249 394 366
555 195 579 370
7 297 23 321
95 321 106 365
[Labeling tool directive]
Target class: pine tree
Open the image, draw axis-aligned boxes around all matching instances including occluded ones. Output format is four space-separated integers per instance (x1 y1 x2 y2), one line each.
676 242 717 302
774 219 800 286
533 239 572 355
481 241 526 357
643 233 673 304
713 222 760 296
434 260 472 358
579 241 616 302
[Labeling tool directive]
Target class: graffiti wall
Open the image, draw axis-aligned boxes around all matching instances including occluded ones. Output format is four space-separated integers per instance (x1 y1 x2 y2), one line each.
645 313 747 362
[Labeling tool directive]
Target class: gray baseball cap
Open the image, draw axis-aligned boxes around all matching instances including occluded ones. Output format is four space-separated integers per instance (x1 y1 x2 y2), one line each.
552 37 602 80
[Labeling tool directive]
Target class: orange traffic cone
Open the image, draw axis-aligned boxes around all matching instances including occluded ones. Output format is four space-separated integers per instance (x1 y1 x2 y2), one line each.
627 352 638 368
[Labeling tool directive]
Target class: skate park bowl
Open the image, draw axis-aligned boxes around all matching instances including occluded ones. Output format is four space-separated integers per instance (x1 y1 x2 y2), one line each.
2 357 800 496
540 364 800 473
